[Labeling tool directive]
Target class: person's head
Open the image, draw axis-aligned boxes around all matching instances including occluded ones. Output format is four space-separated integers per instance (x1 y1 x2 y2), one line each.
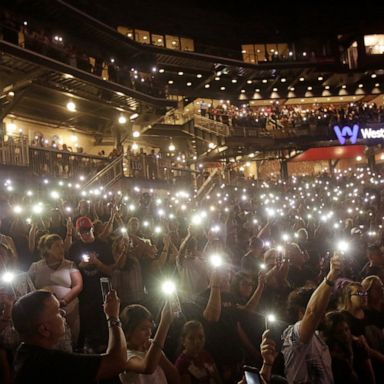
49 209 62 227
12 291 66 345
264 248 279 270
296 228 308 243
231 271 255 300
367 245 384 266
78 200 89 216
128 217 140 235
76 216 94 243
140 193 151 208
92 220 105 237
112 236 130 260
180 320 205 357
286 243 307 267
324 311 352 345
338 282 367 312
286 287 315 323
120 304 153 349
184 237 199 259
248 236 264 254
361 275 384 308
37 234 64 264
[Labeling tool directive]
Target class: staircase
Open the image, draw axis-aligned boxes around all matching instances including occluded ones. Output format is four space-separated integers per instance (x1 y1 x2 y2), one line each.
195 168 221 200
81 154 124 190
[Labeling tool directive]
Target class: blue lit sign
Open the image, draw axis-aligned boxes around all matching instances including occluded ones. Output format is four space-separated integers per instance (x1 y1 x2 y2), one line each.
333 124 359 145
334 124 384 145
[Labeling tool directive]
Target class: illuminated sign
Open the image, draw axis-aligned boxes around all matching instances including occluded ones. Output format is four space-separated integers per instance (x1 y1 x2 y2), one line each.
334 124 384 145
333 124 359 145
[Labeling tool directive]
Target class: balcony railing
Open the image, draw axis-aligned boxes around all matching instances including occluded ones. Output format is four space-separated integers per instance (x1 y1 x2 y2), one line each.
0 135 29 167
29 146 109 179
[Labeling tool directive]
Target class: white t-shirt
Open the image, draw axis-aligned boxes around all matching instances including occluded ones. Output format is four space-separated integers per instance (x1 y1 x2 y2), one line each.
28 259 79 312
282 321 334 384
119 349 167 384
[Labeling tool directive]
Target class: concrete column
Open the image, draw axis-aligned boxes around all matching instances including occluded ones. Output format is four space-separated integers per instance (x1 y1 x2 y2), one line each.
280 159 288 181
366 147 376 172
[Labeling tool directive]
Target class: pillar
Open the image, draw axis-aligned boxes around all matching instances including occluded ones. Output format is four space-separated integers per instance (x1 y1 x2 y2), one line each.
280 159 288 181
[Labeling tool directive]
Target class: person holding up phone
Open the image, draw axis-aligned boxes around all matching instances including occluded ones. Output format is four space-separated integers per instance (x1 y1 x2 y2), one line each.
11 289 128 383
239 330 279 384
281 253 342 384
119 301 179 384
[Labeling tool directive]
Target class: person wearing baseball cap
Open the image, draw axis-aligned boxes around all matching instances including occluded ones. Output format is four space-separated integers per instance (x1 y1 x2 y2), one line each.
69 216 114 353
75 216 94 243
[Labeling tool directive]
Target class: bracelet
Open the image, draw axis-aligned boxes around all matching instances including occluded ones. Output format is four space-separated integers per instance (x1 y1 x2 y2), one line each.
262 362 273 367
152 340 163 350
107 317 122 328
324 278 335 287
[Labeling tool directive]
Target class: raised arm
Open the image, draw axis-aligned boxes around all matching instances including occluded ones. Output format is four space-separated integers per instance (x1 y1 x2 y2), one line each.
96 290 127 379
243 272 265 311
299 253 341 344
203 269 222 322
124 301 174 374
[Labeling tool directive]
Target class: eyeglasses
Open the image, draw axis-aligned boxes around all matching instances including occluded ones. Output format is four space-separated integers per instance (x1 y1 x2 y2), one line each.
351 291 368 297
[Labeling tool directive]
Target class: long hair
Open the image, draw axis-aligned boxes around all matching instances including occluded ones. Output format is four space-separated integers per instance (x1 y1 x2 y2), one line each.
337 281 363 312
177 320 204 355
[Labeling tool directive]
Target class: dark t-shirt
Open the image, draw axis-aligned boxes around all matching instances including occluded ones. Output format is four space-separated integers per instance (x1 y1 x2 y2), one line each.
196 289 244 366
341 311 366 336
68 239 114 306
14 343 101 384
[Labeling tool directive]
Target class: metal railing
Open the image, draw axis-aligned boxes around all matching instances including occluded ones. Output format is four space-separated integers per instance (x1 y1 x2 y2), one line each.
81 154 124 190
29 146 109 179
195 168 220 200
0 135 29 166
124 153 197 187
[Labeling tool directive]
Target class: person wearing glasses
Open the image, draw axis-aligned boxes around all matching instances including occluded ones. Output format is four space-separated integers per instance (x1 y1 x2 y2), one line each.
338 281 384 382
11 289 128 383
68 216 114 353
337 282 369 337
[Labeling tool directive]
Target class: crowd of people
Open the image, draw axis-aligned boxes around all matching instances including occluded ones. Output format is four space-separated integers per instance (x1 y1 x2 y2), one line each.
199 101 384 136
0 9 165 99
0 165 384 383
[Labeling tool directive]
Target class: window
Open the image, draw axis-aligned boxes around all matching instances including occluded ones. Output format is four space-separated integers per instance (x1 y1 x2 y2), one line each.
152 34 164 47
364 35 384 55
166 35 180 50
180 37 194 51
135 29 150 44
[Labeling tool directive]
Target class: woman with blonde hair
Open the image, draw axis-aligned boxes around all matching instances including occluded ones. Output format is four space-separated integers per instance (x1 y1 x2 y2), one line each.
28 233 83 347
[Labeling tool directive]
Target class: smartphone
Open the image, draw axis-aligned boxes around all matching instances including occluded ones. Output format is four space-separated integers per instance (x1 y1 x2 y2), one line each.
168 293 182 317
82 253 90 262
243 365 262 384
100 277 112 301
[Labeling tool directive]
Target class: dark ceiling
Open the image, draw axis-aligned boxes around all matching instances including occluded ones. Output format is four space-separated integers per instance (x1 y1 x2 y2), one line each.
63 0 384 47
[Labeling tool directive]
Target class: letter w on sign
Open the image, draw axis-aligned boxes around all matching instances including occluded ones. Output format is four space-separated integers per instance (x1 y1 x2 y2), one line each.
333 124 359 145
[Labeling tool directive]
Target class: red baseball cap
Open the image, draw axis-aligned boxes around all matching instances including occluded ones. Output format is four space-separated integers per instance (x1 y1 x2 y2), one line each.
76 216 93 230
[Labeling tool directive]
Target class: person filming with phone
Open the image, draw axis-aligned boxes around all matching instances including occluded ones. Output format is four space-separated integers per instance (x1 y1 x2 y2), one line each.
281 252 342 384
11 289 128 383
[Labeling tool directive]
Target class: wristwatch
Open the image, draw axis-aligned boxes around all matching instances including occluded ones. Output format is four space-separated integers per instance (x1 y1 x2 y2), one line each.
107 317 122 328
